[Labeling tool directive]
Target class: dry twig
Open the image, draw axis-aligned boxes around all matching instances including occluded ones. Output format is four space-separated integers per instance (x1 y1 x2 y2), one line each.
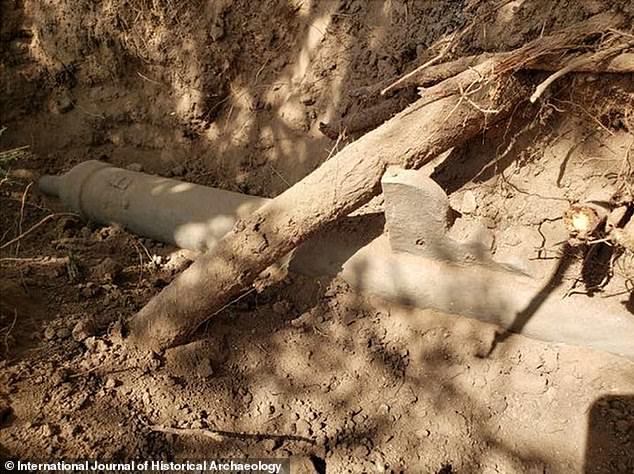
15 182 33 256
530 41 634 103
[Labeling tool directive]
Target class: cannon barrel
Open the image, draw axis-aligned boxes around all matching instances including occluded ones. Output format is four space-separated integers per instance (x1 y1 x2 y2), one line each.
39 160 269 252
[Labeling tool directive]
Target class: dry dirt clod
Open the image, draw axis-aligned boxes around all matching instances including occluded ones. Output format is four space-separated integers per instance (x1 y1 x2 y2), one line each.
262 438 276 452
84 337 108 353
461 191 477 214
91 257 122 284
72 320 96 342
564 205 603 239
48 92 74 114
296 419 312 436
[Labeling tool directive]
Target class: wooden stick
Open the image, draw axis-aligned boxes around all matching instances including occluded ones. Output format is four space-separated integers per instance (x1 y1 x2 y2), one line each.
360 42 632 98
149 425 225 442
380 48 450 96
326 15 631 137
530 41 634 102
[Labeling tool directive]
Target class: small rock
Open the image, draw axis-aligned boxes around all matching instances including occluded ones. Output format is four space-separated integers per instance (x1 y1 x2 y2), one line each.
83 337 97 350
142 391 151 406
296 419 311 436
43 327 57 341
92 257 122 283
415 428 431 438
61 423 82 438
104 378 119 389
263 439 277 452
461 191 477 214
146 351 162 370
41 423 55 437
210 21 225 41
488 395 508 415
72 320 96 342
107 320 124 344
84 337 108 353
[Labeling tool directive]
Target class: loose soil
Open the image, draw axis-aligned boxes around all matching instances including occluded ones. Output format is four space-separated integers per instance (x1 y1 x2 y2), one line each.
1 0 633 473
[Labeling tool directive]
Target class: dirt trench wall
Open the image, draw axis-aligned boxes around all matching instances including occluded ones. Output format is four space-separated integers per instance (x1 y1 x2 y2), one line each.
2 1 633 199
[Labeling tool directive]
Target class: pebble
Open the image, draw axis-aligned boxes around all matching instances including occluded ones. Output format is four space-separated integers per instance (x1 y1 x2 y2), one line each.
296 419 311 436
263 439 276 452
415 428 431 438
210 22 225 41
72 320 96 342
84 337 108 353
104 378 119 389
461 191 477 214
353 444 370 457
